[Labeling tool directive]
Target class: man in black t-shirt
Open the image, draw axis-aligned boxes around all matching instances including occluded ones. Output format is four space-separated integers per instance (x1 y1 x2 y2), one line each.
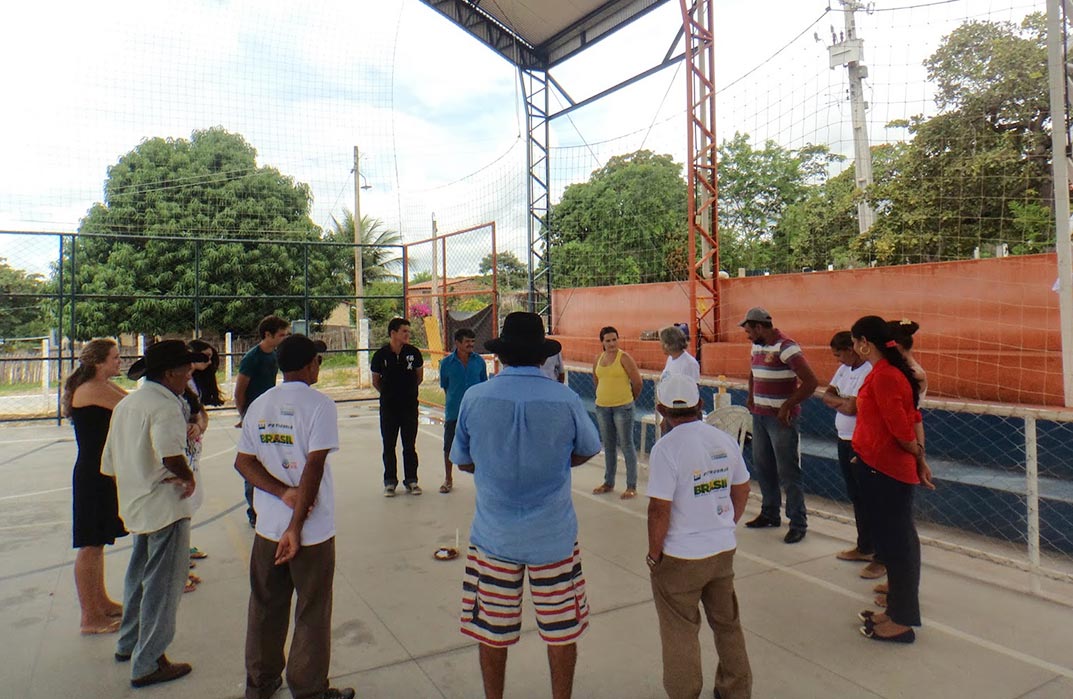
370 317 424 496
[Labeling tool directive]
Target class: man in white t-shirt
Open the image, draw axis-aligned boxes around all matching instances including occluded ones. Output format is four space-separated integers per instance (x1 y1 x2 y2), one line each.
821 331 884 579
234 335 354 699
646 374 752 699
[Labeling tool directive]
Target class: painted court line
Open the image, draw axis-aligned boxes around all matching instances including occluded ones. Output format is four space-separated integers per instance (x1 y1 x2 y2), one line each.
571 485 1073 682
0 486 71 502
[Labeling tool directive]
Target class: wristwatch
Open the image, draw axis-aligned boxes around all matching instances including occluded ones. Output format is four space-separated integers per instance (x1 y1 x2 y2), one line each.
645 554 660 568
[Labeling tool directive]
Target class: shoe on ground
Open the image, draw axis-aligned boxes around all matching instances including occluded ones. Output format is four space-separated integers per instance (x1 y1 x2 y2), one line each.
860 561 887 579
836 547 873 562
784 528 806 544
406 483 423 495
115 651 131 662
320 689 356 699
384 485 397 497
131 655 192 688
745 515 781 529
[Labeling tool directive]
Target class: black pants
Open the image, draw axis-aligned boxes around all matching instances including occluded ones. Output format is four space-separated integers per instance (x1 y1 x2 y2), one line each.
855 460 921 626
837 440 873 555
380 402 419 487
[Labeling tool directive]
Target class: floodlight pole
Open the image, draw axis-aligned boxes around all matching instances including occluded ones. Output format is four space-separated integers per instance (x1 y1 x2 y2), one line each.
1046 0 1073 406
680 0 719 358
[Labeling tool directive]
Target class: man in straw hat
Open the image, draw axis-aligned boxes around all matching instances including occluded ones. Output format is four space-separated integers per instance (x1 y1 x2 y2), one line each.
646 374 752 699
102 340 207 688
451 312 602 699
234 335 354 699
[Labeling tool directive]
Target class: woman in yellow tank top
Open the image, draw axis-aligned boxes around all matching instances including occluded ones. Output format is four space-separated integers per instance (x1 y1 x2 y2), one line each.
592 326 643 499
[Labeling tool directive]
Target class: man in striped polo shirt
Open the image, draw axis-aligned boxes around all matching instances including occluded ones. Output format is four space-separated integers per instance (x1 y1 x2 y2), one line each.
741 308 818 544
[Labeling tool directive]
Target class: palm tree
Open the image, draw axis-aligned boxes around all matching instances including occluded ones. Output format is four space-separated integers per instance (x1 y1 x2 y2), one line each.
326 209 402 284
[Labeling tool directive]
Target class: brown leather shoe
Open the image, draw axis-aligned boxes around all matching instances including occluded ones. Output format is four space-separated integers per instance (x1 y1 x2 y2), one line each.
131 654 192 688
836 547 873 562
860 561 887 579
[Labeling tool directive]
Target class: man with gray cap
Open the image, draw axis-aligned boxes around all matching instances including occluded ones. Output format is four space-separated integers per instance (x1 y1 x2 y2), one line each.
451 312 602 699
234 335 354 699
103 340 207 688
740 307 818 543
647 374 752 699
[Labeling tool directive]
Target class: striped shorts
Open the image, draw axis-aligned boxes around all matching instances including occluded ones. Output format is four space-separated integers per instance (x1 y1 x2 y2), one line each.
460 544 589 647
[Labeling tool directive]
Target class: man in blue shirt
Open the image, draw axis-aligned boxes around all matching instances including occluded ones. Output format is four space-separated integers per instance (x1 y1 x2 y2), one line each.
438 328 487 494
451 312 601 699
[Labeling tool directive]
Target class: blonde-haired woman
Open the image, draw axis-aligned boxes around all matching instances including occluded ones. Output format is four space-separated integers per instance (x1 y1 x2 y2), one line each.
64 339 128 634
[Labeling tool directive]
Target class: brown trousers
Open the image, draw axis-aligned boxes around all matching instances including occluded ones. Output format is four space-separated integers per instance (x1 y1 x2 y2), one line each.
650 550 752 699
246 535 335 699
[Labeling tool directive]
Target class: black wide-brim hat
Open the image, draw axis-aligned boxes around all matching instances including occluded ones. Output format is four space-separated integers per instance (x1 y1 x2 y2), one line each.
485 312 561 361
127 340 209 380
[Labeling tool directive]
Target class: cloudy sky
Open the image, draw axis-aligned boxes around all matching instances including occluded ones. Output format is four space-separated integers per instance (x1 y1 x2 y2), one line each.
0 0 1044 276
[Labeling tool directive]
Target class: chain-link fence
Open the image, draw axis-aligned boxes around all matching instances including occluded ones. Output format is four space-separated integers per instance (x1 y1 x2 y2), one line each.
566 364 1073 593
0 230 403 422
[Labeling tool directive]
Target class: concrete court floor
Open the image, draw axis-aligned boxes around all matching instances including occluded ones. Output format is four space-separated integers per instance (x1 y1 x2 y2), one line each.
2 402 1072 699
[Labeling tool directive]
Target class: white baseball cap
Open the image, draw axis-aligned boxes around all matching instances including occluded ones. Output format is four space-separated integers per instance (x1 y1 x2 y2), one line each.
657 374 700 409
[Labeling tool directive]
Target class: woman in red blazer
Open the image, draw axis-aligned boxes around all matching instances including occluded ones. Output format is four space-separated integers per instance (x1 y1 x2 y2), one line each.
850 316 935 644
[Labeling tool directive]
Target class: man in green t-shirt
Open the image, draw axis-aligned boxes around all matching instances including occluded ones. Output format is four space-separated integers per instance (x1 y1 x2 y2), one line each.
234 315 290 525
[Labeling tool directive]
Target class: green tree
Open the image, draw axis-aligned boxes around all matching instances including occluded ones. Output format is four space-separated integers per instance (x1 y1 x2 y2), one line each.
478 250 527 289
856 14 1052 264
0 258 49 338
546 150 688 287
61 128 348 338
324 210 403 285
716 133 842 273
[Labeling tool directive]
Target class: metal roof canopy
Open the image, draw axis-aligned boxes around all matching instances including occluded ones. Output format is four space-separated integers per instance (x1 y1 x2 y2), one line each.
417 0 718 350
419 0 682 117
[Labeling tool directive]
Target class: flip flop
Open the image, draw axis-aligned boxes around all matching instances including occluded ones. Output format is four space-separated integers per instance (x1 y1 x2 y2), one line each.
189 547 208 560
81 618 121 635
620 489 637 500
592 483 614 495
439 482 453 494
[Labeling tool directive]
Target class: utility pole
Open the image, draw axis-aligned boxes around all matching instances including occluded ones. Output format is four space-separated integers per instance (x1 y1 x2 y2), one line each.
1047 0 1073 406
353 146 370 388
353 146 365 321
430 213 441 329
829 0 875 234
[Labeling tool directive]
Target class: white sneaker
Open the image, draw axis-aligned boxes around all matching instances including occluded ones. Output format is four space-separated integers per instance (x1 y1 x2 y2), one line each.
407 484 423 496
383 486 397 497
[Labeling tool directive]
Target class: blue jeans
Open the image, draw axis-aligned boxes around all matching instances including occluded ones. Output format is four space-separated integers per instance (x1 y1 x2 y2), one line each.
596 403 638 489
751 414 807 530
117 518 191 679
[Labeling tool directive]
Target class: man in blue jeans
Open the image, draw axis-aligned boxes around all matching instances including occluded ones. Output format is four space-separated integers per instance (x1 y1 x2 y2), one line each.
741 308 818 544
102 340 207 688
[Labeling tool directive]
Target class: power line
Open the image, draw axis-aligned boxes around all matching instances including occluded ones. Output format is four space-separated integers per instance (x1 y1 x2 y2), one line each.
718 9 832 95
872 0 961 12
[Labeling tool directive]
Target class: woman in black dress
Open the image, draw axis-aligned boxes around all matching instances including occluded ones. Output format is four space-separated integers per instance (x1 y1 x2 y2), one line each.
64 339 128 634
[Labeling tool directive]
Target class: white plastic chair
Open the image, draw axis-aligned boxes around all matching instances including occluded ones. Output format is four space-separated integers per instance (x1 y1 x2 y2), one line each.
705 405 751 452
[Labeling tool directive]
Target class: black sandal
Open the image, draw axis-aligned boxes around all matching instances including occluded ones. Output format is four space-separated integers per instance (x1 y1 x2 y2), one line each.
859 624 915 643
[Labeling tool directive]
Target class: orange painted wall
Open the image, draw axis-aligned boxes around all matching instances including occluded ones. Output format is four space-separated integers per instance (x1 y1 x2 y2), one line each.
552 254 1065 406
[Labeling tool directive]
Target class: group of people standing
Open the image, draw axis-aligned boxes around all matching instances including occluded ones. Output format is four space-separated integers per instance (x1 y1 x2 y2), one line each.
62 303 936 698
738 307 934 644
